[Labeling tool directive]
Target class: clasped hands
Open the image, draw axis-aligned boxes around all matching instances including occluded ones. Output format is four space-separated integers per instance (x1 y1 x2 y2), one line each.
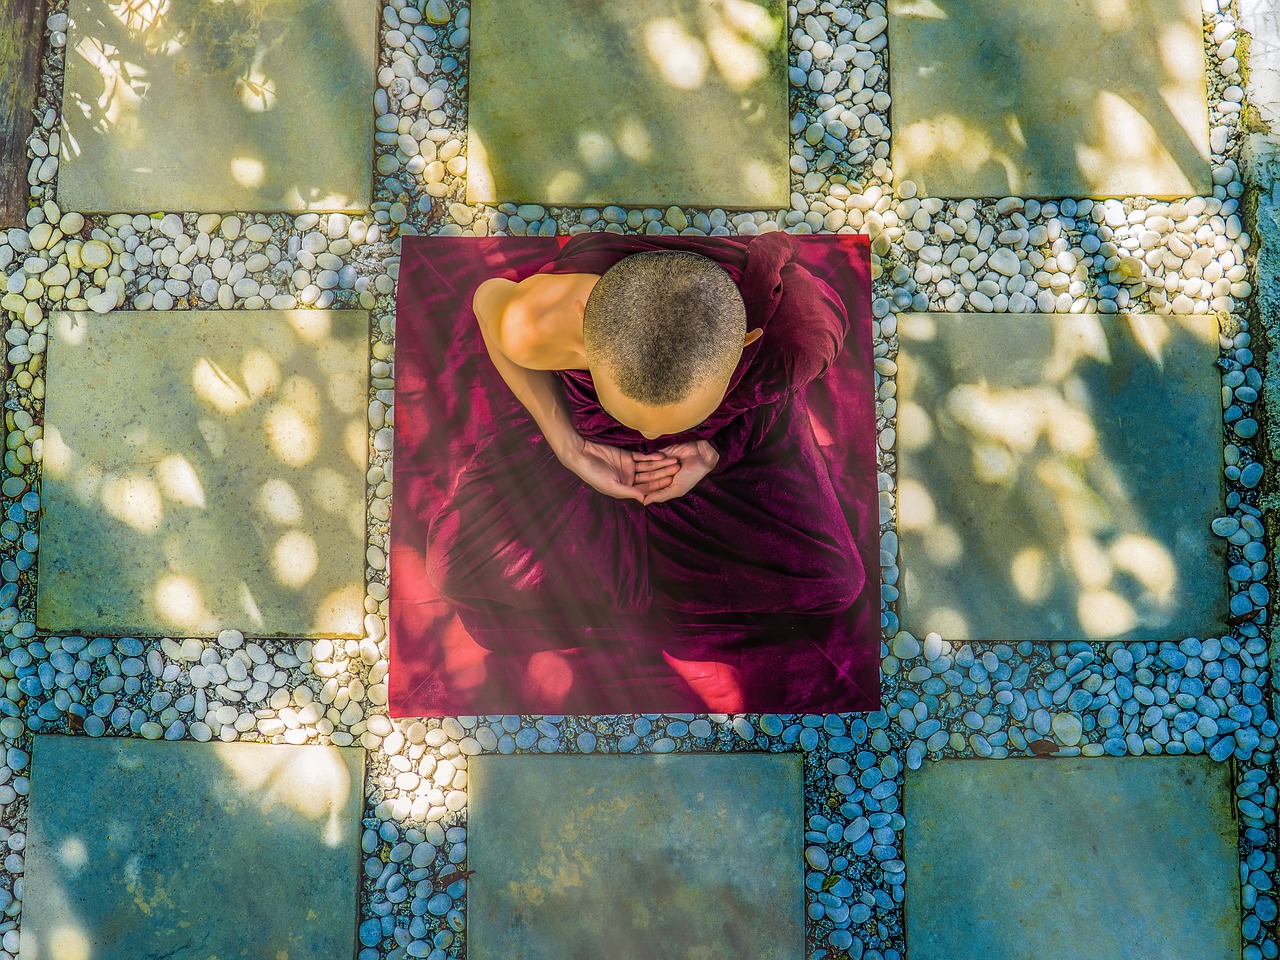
558 433 719 505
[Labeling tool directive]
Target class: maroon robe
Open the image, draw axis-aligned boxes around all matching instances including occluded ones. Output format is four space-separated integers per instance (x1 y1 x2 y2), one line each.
389 233 880 715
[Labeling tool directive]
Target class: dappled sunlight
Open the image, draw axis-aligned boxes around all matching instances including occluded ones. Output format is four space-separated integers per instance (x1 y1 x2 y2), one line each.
101 473 165 532
890 0 1212 197
212 741 353 846
57 0 374 211
896 312 1224 641
467 0 787 206
47 926 92 960
108 0 170 32
37 310 369 637
645 18 710 90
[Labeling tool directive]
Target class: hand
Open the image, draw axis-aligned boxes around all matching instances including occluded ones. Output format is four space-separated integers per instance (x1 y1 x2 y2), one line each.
560 435 679 502
642 440 719 505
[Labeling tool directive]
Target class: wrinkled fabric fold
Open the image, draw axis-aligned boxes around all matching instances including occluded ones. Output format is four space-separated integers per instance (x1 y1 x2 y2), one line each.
390 234 880 715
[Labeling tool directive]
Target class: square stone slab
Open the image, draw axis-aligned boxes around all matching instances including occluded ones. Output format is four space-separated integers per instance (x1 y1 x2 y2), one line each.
21 735 364 960
888 0 1212 198
905 757 1240 960
896 312 1225 641
38 310 368 637
469 753 803 960
58 0 374 212
467 0 789 208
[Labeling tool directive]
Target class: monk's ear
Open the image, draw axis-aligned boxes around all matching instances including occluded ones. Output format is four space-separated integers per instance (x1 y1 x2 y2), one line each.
744 327 764 347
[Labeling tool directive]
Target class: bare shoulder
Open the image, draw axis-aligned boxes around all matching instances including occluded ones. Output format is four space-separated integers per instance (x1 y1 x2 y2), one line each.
488 272 593 370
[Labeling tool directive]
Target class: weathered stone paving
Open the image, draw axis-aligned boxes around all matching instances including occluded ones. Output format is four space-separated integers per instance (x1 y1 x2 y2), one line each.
58 0 376 212
887 0 1213 198
36 309 368 638
469 753 803 960
896 311 1226 641
0 0 1274 955
905 756 1240 960
22 735 364 960
467 0 790 209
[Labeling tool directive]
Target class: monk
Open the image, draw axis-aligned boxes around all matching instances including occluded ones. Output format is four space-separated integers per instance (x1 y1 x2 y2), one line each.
424 231 864 633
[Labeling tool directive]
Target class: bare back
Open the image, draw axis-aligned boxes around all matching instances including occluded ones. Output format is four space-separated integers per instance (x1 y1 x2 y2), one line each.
473 272 600 371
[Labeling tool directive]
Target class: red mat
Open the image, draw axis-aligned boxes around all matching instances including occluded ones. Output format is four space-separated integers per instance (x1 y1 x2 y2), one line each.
389 234 880 715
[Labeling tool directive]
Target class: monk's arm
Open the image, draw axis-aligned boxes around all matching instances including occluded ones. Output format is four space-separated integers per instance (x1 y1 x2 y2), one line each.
472 278 580 462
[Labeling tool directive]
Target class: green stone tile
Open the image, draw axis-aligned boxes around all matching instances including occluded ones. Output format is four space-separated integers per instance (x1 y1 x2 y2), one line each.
896 312 1225 642
905 757 1240 960
21 735 364 960
467 0 789 208
37 310 369 638
469 753 803 960
888 0 1212 198
59 0 375 212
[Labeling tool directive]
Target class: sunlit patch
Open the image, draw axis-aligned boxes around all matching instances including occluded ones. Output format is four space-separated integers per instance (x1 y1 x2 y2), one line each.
109 0 170 31
241 348 283 398
1048 314 1111 377
1090 0 1132 30
1010 547 1053 604
192 357 251 413
231 156 265 188
1111 534 1176 602
947 384 1047 451
928 607 969 639
895 0 947 17
544 169 584 203
897 478 935 529
521 651 574 708
662 651 745 712
897 402 933 451
102 473 164 532
312 583 364 636
259 478 304 524
324 370 365 414
615 119 653 162
644 18 709 90
897 116 1021 193
154 574 209 627
235 70 278 112
739 159 783 200
309 467 354 515
55 310 88 346
1125 314 1170 367
345 420 368 469
212 742 352 838
273 531 319 588
286 309 332 344
155 454 206 508
49 926 92 960
1047 407 1097 458
75 37 151 129
1075 91 1196 196
265 376 321 467
58 837 89 871
705 23 767 90
42 425 74 477
1078 589 1137 637
1006 114 1027 148
1067 533 1113 589
921 522 963 566
971 442 1016 484
576 131 617 172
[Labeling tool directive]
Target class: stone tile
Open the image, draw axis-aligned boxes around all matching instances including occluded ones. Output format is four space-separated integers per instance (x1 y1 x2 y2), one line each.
21 735 364 960
469 753 803 960
467 0 789 208
37 310 368 637
895 312 1224 641
58 0 374 212
888 0 1212 198
905 756 1240 960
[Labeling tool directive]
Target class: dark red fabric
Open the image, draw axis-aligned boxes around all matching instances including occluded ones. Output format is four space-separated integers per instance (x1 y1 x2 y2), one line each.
389 233 880 715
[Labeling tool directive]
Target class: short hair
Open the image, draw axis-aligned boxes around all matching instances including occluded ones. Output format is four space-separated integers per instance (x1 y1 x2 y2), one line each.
582 251 747 406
